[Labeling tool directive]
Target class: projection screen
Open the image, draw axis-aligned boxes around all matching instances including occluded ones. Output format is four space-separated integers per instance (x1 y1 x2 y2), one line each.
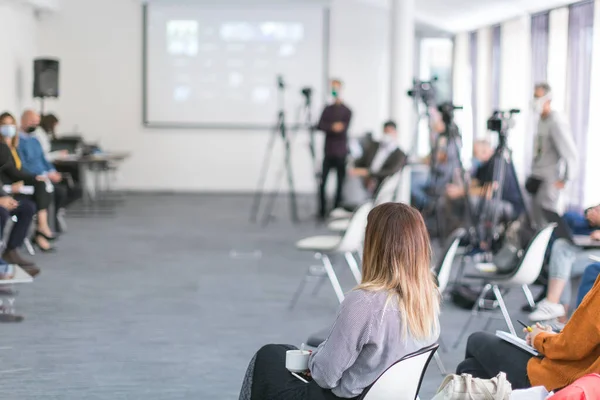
143 3 328 129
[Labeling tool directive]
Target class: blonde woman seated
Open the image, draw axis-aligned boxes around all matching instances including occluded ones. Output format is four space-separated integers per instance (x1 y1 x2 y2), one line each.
239 203 440 400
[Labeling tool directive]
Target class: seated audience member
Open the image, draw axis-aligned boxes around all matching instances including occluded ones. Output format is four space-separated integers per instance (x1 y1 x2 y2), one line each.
348 121 407 192
18 111 67 236
238 203 440 400
0 113 56 252
0 184 39 277
342 122 407 208
575 263 600 309
457 276 600 391
39 114 66 162
529 205 600 321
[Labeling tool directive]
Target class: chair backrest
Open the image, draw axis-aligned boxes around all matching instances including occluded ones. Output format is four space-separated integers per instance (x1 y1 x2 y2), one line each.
509 224 556 286
434 228 465 293
358 344 439 400
337 201 373 252
374 172 402 205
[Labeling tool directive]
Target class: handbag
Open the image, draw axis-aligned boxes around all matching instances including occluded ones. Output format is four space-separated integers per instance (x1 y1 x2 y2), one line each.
525 177 544 195
492 244 522 274
432 372 512 400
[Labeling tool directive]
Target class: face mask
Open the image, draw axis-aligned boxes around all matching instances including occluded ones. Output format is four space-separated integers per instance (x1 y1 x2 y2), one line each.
531 96 548 115
331 89 338 99
0 125 16 138
382 134 395 144
25 126 37 134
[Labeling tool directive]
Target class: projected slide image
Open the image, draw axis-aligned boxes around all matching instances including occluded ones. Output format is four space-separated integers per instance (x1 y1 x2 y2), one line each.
167 21 199 57
146 5 325 126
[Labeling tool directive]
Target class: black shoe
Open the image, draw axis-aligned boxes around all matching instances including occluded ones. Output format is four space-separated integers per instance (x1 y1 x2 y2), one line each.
33 236 56 253
2 249 35 267
36 230 57 242
22 265 41 278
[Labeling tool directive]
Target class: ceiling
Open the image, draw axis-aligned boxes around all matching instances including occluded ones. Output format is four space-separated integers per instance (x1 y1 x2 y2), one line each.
359 0 581 33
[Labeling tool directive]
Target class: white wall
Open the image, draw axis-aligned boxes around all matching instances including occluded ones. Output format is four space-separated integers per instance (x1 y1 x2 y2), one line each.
0 2 38 115
37 0 393 192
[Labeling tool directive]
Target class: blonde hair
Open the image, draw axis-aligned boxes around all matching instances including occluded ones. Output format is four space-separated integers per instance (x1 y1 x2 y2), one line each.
358 203 440 340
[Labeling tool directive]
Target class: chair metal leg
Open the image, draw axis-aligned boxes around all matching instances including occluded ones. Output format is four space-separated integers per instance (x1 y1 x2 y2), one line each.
433 353 447 376
311 275 328 296
344 252 362 284
322 254 345 304
288 271 309 310
453 283 492 349
522 284 536 308
438 336 448 353
492 285 517 336
23 238 35 256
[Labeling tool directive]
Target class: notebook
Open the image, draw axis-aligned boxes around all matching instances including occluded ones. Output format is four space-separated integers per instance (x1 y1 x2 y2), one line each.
496 330 540 356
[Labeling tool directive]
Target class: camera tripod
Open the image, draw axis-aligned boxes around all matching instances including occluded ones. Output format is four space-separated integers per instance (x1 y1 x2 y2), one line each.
425 105 479 243
474 131 531 250
249 77 299 226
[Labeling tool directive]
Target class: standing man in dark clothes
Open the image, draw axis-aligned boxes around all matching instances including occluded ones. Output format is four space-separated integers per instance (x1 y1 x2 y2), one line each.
317 79 352 219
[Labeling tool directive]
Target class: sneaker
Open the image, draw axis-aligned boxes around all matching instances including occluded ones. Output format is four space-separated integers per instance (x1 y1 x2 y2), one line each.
529 299 565 321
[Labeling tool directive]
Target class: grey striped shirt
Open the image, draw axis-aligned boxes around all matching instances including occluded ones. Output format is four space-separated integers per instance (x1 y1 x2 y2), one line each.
308 289 439 398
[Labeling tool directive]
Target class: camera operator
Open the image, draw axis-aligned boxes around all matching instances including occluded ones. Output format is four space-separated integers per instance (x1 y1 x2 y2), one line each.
317 79 353 219
527 83 578 227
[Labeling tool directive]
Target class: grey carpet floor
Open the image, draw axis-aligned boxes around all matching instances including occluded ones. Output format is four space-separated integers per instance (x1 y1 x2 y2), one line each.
0 194 538 400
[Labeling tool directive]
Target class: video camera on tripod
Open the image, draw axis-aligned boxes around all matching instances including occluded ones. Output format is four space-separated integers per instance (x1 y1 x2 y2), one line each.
301 87 312 105
407 77 438 106
487 109 521 139
437 102 464 128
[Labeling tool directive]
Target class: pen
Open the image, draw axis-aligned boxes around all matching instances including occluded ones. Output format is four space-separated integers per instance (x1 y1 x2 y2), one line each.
517 320 532 332
291 372 309 383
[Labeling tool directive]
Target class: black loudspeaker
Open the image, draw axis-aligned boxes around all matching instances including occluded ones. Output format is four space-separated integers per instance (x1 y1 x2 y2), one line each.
33 58 60 98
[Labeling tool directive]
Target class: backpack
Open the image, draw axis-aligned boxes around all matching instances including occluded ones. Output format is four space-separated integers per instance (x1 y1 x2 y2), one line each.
549 374 600 400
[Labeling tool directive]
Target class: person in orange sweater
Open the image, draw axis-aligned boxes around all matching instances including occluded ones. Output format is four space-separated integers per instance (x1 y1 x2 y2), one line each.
456 276 600 391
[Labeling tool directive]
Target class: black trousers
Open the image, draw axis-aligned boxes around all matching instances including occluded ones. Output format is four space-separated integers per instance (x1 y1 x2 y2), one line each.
456 332 532 390
0 198 35 251
17 180 53 211
250 344 351 400
319 156 346 217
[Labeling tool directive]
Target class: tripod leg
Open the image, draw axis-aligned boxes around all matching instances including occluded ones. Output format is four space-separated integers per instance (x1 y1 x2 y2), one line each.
284 139 300 223
261 128 300 226
250 128 279 223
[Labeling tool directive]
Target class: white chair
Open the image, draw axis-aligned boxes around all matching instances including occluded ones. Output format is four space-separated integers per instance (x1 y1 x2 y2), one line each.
357 344 439 400
430 228 464 375
0 265 34 316
454 224 556 346
434 228 465 295
328 172 402 231
290 202 372 308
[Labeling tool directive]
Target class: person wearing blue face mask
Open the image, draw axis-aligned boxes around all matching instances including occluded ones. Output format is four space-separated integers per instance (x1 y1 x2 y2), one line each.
0 112 56 252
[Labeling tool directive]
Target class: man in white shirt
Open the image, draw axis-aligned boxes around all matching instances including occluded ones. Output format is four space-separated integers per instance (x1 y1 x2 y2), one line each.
343 121 407 206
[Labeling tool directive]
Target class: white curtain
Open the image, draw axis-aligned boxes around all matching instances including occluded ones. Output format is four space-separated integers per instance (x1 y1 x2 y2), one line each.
570 0 600 209
499 16 531 182
476 27 493 139
548 7 570 114
585 0 600 206
453 32 474 169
